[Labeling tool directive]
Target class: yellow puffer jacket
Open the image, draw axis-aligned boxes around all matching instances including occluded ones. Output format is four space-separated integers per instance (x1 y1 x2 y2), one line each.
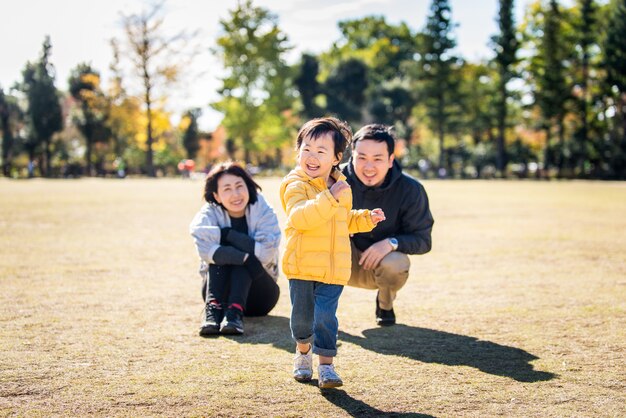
280 168 376 285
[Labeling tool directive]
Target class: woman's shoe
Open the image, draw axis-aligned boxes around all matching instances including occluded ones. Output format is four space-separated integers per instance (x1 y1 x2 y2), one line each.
220 307 244 335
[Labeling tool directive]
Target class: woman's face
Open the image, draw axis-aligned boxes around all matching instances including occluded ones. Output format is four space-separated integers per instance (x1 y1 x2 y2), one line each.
213 173 249 218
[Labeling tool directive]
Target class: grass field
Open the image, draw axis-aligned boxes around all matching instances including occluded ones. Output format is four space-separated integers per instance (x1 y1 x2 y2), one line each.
0 178 624 417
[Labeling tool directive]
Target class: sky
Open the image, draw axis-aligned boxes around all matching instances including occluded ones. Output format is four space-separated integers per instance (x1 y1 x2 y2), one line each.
0 0 528 131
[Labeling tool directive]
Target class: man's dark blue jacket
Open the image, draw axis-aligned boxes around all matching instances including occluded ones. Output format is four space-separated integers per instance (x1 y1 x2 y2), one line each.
342 159 434 255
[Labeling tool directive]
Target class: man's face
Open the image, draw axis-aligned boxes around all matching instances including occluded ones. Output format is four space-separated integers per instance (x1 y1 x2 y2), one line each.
352 139 394 187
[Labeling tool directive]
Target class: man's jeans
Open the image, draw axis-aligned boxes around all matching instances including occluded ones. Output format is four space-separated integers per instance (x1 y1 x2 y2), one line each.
289 279 343 357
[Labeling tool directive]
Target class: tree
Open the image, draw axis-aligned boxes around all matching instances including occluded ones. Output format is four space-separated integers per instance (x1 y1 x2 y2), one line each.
118 2 199 176
603 0 626 178
492 0 519 176
212 0 292 163
68 63 111 175
294 54 323 119
323 16 418 140
324 58 368 125
0 87 23 177
526 0 570 176
368 81 415 139
19 36 63 177
420 0 462 173
181 108 201 159
571 0 599 176
458 61 499 177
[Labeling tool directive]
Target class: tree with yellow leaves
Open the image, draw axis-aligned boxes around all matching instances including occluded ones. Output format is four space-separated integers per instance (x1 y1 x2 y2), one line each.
116 2 199 176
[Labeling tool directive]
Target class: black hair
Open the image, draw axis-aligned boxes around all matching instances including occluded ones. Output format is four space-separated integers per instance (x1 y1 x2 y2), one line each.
351 124 395 156
296 117 352 166
203 161 261 206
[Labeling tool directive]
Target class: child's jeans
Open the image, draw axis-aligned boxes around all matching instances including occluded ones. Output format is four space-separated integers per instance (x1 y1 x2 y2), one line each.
289 279 343 357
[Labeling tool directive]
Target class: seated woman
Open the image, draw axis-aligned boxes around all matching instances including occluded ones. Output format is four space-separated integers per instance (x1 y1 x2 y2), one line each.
189 162 281 336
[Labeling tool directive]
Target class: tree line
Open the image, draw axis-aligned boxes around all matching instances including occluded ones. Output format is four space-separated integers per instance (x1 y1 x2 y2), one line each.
1 0 625 179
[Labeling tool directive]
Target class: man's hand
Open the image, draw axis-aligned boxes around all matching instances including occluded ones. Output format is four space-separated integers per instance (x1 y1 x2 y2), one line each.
359 239 393 270
329 180 350 201
370 208 385 225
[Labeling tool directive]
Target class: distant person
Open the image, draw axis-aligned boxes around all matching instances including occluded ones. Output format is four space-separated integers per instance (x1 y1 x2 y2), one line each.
342 124 434 326
114 157 126 178
178 159 195 179
280 117 385 388
189 162 281 336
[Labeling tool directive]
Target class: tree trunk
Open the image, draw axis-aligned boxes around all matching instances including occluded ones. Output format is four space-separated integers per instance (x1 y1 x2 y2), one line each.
557 115 565 178
86 138 93 177
543 127 551 179
146 100 154 177
621 93 626 145
1 118 13 177
496 76 507 178
44 138 51 177
142 27 155 178
437 94 445 176
579 50 590 177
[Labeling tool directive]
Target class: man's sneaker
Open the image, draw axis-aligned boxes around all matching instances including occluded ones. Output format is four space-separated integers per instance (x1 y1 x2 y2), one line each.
199 303 223 336
376 293 396 326
318 364 343 388
220 307 244 335
293 345 313 382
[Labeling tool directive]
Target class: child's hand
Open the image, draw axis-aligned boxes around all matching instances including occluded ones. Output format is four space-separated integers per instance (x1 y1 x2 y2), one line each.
330 180 350 201
371 208 385 224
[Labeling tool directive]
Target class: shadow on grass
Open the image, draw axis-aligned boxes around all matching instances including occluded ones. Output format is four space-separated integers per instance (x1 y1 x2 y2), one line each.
339 325 556 383
233 315 294 352
321 389 435 418
218 316 555 383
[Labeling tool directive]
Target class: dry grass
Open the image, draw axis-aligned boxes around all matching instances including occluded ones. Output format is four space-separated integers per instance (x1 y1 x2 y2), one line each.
0 178 624 417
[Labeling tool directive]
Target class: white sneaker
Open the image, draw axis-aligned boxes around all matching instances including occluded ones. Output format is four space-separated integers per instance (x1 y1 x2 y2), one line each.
318 364 343 388
293 346 313 382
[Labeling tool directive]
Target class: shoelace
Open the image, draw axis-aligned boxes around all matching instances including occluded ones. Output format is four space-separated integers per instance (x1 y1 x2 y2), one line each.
319 365 338 381
206 306 221 322
294 352 312 369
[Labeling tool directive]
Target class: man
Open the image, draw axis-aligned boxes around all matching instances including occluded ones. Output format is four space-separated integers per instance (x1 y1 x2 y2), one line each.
342 124 434 326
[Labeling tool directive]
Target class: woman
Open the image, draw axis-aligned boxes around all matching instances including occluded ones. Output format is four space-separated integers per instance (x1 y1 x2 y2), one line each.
189 162 281 336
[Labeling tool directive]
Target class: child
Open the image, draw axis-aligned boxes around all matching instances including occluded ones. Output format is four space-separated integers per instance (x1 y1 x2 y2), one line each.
279 117 385 388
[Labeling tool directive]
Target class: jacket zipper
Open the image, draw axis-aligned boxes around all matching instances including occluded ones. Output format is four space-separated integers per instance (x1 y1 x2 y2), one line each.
328 181 335 281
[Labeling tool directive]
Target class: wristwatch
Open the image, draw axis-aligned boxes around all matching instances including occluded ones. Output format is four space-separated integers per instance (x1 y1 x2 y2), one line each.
388 237 399 251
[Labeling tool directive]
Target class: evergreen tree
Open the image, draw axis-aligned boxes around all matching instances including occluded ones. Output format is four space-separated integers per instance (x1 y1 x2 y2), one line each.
420 0 461 173
19 36 63 177
182 108 201 160
603 0 626 178
492 0 519 176
325 16 418 140
0 87 22 177
572 0 598 176
294 54 323 119
324 58 368 125
535 0 569 176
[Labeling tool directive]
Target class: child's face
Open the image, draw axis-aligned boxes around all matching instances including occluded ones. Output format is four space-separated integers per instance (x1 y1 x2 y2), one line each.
297 133 341 180
213 173 250 217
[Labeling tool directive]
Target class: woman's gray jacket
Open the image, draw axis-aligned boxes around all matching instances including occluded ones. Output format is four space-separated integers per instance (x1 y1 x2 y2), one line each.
189 193 281 280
